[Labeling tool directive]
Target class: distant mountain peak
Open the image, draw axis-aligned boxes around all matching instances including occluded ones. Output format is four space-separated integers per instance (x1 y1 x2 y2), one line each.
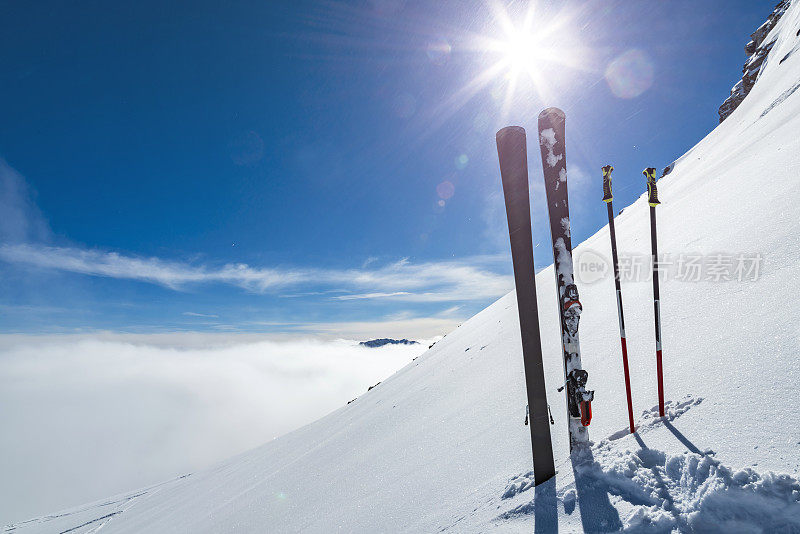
359 338 418 348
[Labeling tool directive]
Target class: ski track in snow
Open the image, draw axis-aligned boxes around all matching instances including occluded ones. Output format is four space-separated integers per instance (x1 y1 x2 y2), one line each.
3 476 188 534
760 79 800 117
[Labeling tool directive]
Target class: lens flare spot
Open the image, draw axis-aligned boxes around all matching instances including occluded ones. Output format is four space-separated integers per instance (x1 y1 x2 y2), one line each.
454 154 469 170
437 180 455 199
605 49 654 99
437 199 446 207
426 38 452 65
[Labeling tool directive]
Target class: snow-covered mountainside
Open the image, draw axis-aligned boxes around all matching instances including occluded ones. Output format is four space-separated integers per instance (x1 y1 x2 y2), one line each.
7 2 800 532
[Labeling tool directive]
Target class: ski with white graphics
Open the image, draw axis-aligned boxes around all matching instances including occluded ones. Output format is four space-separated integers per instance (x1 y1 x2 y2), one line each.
537 107 593 450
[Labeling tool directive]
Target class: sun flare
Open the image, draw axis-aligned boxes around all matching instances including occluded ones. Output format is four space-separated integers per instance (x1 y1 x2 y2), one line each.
435 1 591 127
499 29 544 76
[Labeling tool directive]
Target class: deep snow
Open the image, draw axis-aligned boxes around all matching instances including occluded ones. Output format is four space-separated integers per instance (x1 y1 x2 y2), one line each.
6 1 800 532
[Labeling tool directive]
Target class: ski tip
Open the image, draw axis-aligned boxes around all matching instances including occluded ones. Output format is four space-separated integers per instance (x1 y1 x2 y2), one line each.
495 125 526 141
538 107 565 122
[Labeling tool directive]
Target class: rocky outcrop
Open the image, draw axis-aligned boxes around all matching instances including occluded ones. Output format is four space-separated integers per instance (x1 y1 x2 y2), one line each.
718 0 792 122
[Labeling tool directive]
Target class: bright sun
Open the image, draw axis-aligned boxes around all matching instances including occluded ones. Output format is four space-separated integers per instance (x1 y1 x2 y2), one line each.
500 30 544 76
440 2 589 125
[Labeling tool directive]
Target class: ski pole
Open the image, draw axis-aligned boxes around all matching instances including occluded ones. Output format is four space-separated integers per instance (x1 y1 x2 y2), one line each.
644 167 665 417
496 126 555 486
602 165 635 434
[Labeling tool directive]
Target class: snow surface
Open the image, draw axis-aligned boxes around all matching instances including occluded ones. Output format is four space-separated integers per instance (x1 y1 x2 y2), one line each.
6 2 800 532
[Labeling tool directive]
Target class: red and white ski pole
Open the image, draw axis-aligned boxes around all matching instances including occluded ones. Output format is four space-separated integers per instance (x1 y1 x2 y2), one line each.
602 165 635 433
644 167 665 417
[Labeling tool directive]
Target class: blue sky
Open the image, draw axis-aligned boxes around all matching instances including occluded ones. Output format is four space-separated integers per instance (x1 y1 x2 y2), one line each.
0 0 772 338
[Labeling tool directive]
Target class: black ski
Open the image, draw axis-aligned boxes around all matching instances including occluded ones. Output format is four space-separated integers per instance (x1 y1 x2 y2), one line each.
537 108 593 450
496 126 555 485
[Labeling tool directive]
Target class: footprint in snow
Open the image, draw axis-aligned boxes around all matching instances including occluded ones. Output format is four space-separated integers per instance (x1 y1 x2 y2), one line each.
607 395 704 441
494 446 800 532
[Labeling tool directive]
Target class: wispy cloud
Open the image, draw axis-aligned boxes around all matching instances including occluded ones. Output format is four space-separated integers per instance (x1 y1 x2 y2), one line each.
0 243 306 291
243 306 466 340
280 316 460 340
567 163 590 185
332 292 412 300
0 160 51 243
183 312 220 318
0 244 513 303
438 305 463 317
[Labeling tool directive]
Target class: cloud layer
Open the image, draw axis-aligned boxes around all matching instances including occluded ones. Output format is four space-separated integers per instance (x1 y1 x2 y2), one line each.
0 333 427 523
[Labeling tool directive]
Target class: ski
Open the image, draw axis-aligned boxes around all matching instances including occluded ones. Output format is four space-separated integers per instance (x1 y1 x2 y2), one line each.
602 165 635 434
496 126 555 485
537 108 593 451
644 167 665 417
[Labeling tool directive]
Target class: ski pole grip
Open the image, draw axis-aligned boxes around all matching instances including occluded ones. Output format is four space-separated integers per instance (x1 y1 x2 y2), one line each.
643 167 660 207
602 165 613 203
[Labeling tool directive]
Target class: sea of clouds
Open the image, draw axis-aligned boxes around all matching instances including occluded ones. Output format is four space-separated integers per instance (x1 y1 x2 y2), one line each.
0 333 427 523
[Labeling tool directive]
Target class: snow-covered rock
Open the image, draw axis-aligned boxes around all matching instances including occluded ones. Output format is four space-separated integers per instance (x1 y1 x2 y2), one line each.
719 0 792 122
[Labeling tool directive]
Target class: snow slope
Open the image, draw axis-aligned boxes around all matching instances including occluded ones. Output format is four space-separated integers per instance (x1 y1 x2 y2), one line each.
6 2 800 532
